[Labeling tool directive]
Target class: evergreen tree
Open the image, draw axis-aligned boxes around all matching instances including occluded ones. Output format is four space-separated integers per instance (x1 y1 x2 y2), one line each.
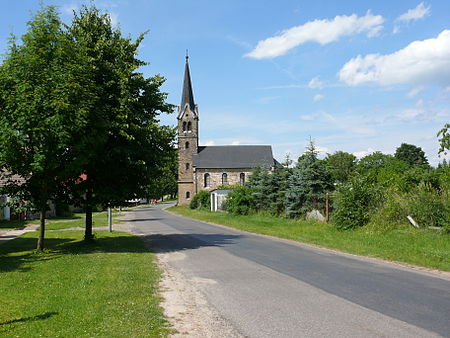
285 140 332 218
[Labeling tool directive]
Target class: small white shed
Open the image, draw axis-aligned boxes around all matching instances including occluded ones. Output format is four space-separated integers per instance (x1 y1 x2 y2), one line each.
210 189 232 212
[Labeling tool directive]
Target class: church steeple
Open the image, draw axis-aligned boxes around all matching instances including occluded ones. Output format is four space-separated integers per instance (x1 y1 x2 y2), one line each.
178 54 198 118
177 54 199 205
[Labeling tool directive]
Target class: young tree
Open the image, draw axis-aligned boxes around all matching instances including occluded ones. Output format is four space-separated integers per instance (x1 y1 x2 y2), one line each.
64 6 174 240
438 123 450 155
285 140 332 218
394 143 429 166
0 7 89 250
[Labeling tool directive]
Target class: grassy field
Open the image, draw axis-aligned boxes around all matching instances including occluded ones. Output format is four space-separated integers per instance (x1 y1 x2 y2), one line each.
0 210 124 231
0 230 170 337
169 206 450 272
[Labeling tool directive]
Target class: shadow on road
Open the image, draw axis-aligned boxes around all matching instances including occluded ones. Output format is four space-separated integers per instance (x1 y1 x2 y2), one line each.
141 233 241 253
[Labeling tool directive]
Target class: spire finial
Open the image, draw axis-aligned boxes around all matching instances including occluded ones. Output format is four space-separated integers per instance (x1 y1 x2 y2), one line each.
186 49 189 61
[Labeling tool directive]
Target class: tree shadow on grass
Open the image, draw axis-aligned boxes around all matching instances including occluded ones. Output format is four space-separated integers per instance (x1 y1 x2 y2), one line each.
0 312 58 326
0 238 73 273
0 232 241 273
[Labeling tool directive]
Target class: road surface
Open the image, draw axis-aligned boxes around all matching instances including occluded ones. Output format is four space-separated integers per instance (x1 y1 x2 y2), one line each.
123 203 450 338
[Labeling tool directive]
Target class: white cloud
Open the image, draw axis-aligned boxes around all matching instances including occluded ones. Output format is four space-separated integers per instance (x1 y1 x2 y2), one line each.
245 12 384 59
339 30 450 86
407 86 425 98
202 140 216 146
313 94 325 102
300 114 314 121
397 2 431 22
231 140 241 145
308 76 325 89
353 148 375 158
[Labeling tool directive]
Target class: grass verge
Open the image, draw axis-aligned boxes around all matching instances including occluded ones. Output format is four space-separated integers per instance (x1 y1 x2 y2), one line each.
0 230 170 337
169 206 450 272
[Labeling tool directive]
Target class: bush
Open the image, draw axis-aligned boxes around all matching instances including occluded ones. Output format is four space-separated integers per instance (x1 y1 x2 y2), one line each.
189 190 211 210
406 185 450 228
225 186 256 215
332 175 383 230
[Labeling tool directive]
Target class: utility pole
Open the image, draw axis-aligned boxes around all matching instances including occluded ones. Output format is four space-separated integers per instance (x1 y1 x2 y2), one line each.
108 205 112 232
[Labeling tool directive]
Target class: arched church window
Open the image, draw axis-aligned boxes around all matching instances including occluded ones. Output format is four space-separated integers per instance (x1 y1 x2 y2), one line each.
186 191 190 199
222 173 228 185
182 121 187 132
187 121 192 131
204 173 210 187
185 163 190 170
240 173 245 186
185 141 189 149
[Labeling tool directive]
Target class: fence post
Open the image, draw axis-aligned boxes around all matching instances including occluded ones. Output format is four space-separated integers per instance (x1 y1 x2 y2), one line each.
325 193 329 223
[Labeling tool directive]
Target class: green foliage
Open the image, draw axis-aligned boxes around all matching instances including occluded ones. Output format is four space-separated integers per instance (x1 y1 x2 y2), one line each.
357 152 394 176
332 174 384 230
189 190 211 210
285 141 332 218
247 167 289 215
324 151 357 184
394 143 429 166
406 185 450 228
225 186 256 215
437 123 450 155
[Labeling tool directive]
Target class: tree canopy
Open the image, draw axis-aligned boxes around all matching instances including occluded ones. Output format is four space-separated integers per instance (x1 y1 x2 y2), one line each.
0 5 174 247
394 143 429 166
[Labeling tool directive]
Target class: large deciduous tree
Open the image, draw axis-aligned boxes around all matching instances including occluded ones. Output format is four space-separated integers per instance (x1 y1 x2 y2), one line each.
0 7 89 250
65 6 174 240
324 151 357 185
394 143 429 167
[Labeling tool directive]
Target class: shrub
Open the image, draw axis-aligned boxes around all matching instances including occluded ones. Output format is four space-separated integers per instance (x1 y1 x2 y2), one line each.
225 186 256 215
189 190 211 210
406 185 450 228
332 175 383 230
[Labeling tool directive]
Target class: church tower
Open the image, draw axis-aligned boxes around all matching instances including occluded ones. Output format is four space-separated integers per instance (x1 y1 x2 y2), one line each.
177 55 199 205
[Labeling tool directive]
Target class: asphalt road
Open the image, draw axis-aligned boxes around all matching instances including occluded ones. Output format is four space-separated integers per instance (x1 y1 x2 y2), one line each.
125 203 450 338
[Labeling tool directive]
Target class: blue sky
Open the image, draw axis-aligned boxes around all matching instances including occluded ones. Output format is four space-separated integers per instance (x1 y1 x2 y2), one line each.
1 1 449 165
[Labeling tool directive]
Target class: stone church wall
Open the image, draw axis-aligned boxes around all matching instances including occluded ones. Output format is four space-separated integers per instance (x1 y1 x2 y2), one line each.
194 168 253 192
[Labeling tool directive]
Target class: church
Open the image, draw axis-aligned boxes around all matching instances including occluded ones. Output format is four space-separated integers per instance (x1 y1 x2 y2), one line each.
177 56 279 205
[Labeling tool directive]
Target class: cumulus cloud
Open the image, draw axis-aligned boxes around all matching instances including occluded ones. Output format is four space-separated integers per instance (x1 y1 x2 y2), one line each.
339 30 450 86
308 76 325 89
313 94 325 102
353 148 375 158
245 12 384 59
397 2 431 22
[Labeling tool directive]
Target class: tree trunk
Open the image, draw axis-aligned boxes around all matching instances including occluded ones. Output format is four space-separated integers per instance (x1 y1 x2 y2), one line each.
84 189 94 241
37 206 46 251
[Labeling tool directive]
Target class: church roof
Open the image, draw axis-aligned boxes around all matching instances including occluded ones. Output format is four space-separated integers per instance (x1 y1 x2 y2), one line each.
193 145 277 169
180 56 196 114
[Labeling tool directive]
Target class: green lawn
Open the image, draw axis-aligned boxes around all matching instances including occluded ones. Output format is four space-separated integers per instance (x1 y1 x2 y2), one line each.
44 210 124 230
169 206 450 272
0 219 37 230
0 210 123 231
0 230 170 337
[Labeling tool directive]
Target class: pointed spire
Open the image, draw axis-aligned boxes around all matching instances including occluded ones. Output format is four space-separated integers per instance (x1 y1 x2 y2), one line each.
181 53 196 113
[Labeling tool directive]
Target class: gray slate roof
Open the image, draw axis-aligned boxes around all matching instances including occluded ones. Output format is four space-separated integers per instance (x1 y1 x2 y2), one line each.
180 57 195 112
193 145 277 169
